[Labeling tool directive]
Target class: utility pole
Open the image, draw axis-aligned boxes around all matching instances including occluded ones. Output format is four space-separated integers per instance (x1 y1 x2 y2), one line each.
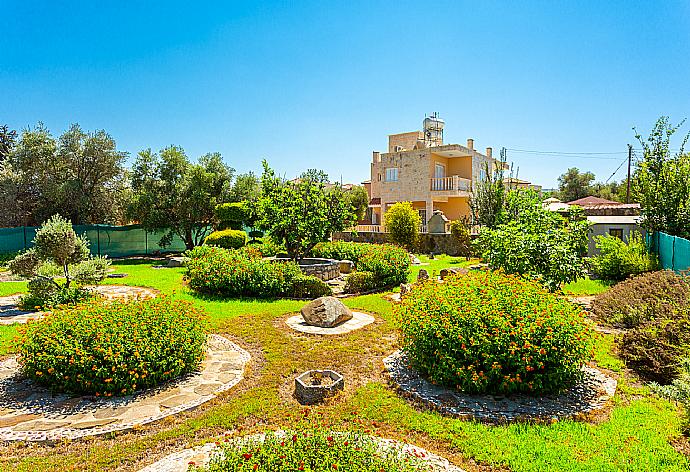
626 144 632 203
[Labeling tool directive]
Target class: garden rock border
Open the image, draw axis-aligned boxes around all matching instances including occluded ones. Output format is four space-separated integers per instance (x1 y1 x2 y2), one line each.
285 311 375 335
0 335 250 441
384 350 617 423
138 432 465 472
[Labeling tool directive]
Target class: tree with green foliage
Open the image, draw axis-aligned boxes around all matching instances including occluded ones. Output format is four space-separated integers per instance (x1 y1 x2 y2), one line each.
345 185 369 221
476 194 590 291
129 147 234 249
258 161 355 261
8 215 109 308
591 179 627 202
299 168 330 184
557 167 595 202
228 171 260 202
470 160 506 229
449 219 472 258
633 116 690 238
0 124 17 161
384 202 421 251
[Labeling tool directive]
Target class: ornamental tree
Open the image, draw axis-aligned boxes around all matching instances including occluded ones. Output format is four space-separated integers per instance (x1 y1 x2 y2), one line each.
384 202 420 251
257 161 355 261
128 147 234 249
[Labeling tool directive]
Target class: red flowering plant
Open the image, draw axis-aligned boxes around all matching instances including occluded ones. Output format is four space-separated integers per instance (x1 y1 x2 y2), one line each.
395 270 595 395
197 424 427 472
17 297 207 397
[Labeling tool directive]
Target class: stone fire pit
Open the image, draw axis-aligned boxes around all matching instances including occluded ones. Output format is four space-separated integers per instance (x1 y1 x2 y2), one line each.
269 257 340 281
294 370 344 404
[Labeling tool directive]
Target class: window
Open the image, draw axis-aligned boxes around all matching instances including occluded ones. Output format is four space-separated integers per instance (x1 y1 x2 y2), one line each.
479 169 487 181
385 167 398 182
609 228 624 240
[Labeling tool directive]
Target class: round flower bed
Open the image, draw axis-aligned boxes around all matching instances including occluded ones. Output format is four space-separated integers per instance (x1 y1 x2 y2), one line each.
18 297 207 397
200 428 438 472
395 271 594 395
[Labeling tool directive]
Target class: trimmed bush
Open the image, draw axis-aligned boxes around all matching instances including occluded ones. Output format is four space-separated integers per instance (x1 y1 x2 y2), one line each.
384 202 421 251
245 238 283 257
311 241 370 263
18 297 207 396
620 311 690 384
344 271 377 293
19 281 93 310
186 245 301 298
287 274 332 299
205 427 426 472
592 270 690 328
356 243 409 287
590 232 657 282
450 219 472 258
395 271 594 394
205 229 247 249
215 202 248 230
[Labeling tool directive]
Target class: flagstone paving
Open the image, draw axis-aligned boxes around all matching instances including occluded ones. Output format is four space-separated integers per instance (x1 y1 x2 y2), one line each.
0 335 250 441
285 311 375 335
0 285 159 325
384 350 617 423
138 432 465 472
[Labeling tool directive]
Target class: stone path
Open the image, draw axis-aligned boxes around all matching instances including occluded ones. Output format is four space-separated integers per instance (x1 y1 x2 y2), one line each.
0 335 249 441
384 350 617 423
0 285 159 325
139 432 465 472
285 311 375 335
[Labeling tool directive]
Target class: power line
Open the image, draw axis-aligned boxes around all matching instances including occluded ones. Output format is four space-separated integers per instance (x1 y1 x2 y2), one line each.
506 148 627 155
605 156 629 183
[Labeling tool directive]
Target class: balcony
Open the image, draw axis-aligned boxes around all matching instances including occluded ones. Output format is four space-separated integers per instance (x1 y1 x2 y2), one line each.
430 175 471 193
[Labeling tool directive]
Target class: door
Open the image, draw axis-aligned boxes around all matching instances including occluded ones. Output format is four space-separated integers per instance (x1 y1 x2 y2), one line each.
433 163 445 190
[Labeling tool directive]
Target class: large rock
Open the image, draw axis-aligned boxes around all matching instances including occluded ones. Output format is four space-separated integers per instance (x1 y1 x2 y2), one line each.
301 296 353 328
440 267 469 280
167 257 189 268
339 260 355 274
417 269 429 281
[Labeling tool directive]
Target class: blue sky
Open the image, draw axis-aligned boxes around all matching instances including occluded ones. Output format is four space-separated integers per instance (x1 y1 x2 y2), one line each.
2 1 689 188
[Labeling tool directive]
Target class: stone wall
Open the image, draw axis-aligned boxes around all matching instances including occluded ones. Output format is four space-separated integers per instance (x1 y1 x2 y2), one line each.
332 231 474 257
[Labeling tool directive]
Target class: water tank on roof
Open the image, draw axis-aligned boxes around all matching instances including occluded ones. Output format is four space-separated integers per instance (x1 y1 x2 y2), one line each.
423 112 444 145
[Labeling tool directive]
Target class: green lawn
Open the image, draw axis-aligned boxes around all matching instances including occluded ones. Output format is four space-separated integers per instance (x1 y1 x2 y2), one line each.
0 258 687 471
562 277 612 296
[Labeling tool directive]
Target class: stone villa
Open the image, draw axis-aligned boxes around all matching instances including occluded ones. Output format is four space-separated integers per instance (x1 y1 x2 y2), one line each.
362 114 502 228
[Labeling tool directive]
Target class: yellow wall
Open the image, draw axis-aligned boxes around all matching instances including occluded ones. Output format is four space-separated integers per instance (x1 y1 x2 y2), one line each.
429 155 472 179
434 197 471 221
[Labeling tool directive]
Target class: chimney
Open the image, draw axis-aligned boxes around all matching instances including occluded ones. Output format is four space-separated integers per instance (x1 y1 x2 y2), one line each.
467 138 474 150
486 147 492 158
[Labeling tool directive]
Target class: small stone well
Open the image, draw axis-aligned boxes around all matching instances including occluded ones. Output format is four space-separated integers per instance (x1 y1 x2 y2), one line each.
294 370 344 404
270 257 340 281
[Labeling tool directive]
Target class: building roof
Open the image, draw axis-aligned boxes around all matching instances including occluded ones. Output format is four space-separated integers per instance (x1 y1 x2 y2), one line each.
587 215 641 224
369 197 381 206
567 196 620 206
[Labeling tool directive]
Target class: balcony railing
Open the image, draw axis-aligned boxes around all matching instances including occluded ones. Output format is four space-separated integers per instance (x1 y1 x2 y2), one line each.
351 224 428 234
430 175 471 192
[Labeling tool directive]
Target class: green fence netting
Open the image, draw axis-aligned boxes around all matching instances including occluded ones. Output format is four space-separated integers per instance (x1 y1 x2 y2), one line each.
648 231 690 273
0 225 201 257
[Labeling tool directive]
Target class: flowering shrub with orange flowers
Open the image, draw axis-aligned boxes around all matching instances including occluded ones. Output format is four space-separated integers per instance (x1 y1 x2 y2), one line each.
18 297 207 397
186 245 302 298
200 427 426 472
395 271 594 395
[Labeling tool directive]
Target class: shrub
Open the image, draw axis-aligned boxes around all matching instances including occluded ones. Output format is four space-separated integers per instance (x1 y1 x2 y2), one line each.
384 202 420 251
202 427 425 472
186 245 301 298
215 202 248 230
395 271 594 394
619 311 690 384
356 244 409 287
287 274 332 299
19 282 94 310
18 297 207 396
590 232 658 281
311 241 371 262
344 271 377 293
245 238 283 257
651 358 690 433
205 229 247 249
592 270 690 328
450 219 472 258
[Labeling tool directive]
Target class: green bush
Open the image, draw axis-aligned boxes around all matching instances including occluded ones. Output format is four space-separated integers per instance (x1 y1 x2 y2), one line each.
287 274 332 299
356 243 409 287
215 202 248 230
205 229 247 249
19 282 94 310
651 358 690 433
245 238 283 257
311 241 370 262
18 297 207 396
450 219 472 258
619 311 690 384
590 232 658 281
186 245 301 298
395 270 594 394
384 202 420 251
202 427 425 472
344 271 377 293
592 270 690 328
